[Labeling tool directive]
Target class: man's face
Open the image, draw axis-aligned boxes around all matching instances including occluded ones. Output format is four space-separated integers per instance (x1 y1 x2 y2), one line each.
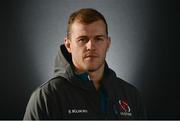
65 20 111 73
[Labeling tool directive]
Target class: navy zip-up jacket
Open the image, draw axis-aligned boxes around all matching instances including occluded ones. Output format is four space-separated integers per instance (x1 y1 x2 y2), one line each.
23 44 146 120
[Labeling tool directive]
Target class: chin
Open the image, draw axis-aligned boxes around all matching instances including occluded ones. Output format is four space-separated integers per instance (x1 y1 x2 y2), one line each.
83 61 104 72
85 65 101 72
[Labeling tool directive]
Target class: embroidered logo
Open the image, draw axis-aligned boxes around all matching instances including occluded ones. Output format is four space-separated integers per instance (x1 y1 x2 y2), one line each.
68 109 88 114
119 100 132 116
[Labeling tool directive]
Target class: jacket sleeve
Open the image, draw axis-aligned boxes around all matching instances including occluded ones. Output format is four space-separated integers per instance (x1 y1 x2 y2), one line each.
23 88 50 120
135 89 147 119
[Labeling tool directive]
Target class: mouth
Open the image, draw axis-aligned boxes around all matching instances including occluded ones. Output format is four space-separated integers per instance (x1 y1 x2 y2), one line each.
85 55 97 57
84 54 98 59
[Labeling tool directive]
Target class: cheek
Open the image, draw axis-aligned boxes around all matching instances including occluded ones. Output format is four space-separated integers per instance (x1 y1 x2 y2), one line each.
72 47 83 59
99 45 108 55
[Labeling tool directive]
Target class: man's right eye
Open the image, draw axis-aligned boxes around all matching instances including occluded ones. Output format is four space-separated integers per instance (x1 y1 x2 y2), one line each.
78 38 88 43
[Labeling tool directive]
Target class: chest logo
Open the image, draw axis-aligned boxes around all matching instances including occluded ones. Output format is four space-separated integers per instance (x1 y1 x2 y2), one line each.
119 100 132 116
68 109 88 114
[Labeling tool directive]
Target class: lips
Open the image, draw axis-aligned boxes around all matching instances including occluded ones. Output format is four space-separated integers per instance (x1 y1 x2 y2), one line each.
84 53 98 59
85 55 97 58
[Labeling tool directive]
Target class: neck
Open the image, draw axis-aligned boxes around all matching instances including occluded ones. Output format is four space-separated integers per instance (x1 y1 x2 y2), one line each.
88 63 105 90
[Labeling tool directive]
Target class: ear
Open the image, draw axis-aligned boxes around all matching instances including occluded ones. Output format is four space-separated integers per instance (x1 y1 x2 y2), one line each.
64 37 72 53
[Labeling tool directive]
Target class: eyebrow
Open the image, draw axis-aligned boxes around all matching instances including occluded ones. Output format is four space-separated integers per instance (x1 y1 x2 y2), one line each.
76 36 88 39
76 35 107 39
95 35 107 37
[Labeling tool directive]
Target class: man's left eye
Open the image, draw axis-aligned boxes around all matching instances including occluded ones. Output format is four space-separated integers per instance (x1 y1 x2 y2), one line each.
96 38 103 41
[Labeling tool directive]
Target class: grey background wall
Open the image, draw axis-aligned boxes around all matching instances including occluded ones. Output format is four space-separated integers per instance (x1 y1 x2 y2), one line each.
1 0 179 119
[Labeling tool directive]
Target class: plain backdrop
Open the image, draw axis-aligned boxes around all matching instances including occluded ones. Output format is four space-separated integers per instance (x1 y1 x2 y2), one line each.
1 0 179 119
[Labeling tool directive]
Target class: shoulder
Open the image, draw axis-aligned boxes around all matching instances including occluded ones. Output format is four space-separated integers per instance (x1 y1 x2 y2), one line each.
116 78 138 92
24 76 66 119
36 76 69 95
28 76 69 102
27 76 69 110
116 77 142 100
108 68 139 94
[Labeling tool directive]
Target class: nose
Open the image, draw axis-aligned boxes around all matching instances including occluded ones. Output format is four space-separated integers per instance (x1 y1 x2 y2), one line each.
86 39 95 51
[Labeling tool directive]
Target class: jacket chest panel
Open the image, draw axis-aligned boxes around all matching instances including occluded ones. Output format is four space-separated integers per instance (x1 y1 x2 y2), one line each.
55 79 136 119
59 87 102 119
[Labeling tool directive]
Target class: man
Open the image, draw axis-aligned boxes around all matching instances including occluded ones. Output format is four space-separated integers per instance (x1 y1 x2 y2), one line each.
24 8 146 120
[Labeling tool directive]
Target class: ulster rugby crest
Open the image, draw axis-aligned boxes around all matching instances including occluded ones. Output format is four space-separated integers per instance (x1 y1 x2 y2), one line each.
118 100 132 117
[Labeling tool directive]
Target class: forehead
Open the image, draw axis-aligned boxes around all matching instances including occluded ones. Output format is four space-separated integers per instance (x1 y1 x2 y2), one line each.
70 20 107 37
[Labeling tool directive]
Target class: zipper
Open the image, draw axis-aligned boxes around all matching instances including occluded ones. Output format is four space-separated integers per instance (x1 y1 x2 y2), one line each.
87 76 104 119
